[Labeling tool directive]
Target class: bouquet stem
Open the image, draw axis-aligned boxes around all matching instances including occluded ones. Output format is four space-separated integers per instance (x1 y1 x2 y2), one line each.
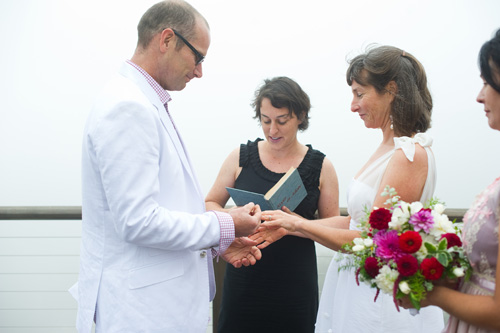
374 288 380 302
393 276 402 312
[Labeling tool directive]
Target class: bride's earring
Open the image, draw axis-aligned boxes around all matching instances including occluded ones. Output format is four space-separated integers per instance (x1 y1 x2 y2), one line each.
390 116 394 130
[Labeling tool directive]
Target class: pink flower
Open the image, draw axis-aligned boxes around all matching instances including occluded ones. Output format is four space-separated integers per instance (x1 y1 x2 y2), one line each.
409 208 434 232
374 230 403 260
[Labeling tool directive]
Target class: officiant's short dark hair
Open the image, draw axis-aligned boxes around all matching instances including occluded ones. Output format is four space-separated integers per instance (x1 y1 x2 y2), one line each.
252 77 311 131
346 45 433 137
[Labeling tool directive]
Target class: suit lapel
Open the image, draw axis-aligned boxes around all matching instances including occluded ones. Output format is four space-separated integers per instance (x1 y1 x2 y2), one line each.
118 62 205 206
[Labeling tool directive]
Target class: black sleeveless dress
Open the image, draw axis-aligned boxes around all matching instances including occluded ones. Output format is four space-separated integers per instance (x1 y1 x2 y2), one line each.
217 138 325 333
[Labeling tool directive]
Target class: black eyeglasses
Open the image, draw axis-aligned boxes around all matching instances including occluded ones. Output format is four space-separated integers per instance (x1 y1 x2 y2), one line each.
171 29 205 65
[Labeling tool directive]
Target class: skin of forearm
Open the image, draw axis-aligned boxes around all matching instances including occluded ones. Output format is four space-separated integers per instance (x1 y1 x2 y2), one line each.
313 215 350 229
296 219 360 251
287 215 349 239
429 286 500 331
205 201 229 212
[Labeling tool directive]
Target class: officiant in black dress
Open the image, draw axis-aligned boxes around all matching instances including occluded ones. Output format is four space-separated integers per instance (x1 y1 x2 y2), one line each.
205 76 340 333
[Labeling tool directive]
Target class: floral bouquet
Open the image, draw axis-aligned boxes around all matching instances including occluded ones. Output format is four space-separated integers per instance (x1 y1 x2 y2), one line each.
342 186 471 312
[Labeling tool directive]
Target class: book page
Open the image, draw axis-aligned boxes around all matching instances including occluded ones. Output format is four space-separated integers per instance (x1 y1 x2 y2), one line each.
264 166 295 200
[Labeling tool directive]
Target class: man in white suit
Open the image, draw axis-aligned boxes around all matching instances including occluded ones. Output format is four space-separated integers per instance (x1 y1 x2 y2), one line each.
73 1 262 332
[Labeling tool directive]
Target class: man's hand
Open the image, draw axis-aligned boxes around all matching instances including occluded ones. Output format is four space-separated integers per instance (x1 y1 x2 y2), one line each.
229 203 261 237
249 226 288 249
222 237 262 268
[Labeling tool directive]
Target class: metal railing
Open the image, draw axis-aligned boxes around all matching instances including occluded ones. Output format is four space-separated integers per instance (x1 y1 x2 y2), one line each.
0 206 467 221
0 206 82 220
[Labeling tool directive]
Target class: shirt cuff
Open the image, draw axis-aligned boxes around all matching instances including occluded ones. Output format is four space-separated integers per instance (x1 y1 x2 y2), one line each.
209 210 235 257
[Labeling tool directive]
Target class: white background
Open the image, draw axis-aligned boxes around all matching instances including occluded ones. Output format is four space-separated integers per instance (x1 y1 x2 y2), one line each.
1 0 499 209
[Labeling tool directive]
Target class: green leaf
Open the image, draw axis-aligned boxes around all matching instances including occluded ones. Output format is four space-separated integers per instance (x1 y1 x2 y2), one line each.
409 293 421 311
424 197 442 209
424 242 437 253
437 252 449 267
438 239 448 251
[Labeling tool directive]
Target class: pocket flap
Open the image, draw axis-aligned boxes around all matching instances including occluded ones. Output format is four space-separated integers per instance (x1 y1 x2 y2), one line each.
128 255 184 289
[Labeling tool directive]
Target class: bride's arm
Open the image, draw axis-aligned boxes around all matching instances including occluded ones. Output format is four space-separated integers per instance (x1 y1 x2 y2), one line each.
261 211 358 251
373 147 428 208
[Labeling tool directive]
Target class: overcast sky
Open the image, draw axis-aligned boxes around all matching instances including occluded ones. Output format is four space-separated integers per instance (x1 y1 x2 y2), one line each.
1 0 499 210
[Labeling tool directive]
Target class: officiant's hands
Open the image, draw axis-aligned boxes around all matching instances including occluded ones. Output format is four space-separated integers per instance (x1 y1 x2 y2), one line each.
222 237 262 268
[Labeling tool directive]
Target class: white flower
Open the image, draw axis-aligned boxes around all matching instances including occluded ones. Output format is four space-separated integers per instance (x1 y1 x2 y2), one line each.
375 265 399 294
352 245 365 252
353 238 364 245
453 267 465 277
352 238 365 251
434 203 445 214
389 202 410 231
429 211 454 239
363 238 374 247
415 233 434 260
409 202 424 214
399 281 411 294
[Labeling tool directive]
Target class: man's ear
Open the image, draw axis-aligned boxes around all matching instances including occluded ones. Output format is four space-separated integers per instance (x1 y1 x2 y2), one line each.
159 28 175 53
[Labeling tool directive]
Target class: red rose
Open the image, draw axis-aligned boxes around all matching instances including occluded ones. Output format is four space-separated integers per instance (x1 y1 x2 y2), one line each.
396 254 419 277
364 256 380 278
421 257 444 280
440 233 462 249
399 231 422 253
369 208 392 230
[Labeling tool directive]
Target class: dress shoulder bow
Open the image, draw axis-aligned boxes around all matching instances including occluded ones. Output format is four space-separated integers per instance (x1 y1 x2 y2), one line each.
393 133 433 162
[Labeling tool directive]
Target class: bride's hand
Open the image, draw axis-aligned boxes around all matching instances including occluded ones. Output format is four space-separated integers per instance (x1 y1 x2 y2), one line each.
261 207 305 233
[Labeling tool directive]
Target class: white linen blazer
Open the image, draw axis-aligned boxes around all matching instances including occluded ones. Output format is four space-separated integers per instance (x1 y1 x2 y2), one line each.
74 62 224 333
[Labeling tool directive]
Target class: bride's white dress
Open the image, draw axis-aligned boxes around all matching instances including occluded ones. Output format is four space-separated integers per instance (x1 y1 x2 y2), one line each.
315 134 445 333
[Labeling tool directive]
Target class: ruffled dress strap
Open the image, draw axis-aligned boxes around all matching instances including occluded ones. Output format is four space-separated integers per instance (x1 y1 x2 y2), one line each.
393 133 433 162
298 144 325 189
238 139 255 168
245 138 285 183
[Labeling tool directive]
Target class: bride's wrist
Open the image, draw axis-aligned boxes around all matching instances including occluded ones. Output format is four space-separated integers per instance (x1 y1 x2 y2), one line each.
294 217 307 233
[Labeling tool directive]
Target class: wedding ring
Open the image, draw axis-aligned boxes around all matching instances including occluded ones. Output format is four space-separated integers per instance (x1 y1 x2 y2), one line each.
268 215 272 221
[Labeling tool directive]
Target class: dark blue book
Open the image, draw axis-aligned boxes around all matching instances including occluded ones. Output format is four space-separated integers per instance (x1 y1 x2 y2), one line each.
226 167 306 211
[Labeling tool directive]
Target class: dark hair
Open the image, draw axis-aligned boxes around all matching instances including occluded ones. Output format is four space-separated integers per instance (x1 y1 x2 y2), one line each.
479 29 500 93
136 0 208 50
346 45 432 137
251 77 311 131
